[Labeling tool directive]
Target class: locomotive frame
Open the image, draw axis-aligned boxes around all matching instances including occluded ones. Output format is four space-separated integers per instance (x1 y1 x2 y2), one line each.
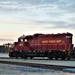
9 32 73 60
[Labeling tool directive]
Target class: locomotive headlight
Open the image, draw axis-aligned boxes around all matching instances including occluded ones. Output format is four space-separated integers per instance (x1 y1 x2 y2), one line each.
10 50 13 52
63 50 65 52
29 51 31 52
49 51 51 52
33 51 36 52
40 51 43 52
20 51 22 52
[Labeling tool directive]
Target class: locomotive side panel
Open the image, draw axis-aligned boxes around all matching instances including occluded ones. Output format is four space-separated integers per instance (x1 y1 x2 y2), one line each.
32 33 73 60
26 33 73 60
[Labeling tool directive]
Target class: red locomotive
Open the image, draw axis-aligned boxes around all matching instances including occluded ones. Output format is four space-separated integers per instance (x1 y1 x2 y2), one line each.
9 32 73 60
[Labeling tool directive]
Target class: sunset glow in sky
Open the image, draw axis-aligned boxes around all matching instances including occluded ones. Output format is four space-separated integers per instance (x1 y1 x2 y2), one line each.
0 0 75 45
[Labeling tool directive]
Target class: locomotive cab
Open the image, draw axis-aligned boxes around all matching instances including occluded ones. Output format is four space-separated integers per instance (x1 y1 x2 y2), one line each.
9 35 31 58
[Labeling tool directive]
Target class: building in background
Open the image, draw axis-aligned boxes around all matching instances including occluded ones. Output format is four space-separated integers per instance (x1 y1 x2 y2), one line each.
0 43 13 53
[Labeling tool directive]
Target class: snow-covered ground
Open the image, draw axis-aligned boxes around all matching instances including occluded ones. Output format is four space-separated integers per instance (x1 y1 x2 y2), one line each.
0 53 8 57
0 53 75 74
0 63 74 75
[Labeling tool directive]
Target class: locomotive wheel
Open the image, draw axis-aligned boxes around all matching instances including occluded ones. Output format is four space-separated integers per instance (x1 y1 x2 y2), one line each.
15 56 18 59
48 57 53 60
24 56 27 59
30 57 33 59
9 52 13 58
9 54 13 58
61 56 65 60
9 56 13 58
21 52 24 59
48 52 53 60
61 57 65 60
67 57 70 60
55 57 58 60
21 56 23 59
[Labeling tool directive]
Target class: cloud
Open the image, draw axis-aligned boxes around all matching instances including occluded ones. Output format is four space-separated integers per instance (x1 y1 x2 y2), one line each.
0 1 18 10
0 0 75 30
0 0 74 18
0 38 14 41
35 20 75 29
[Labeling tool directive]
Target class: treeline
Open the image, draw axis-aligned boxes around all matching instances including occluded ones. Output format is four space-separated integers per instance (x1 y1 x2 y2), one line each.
0 45 9 53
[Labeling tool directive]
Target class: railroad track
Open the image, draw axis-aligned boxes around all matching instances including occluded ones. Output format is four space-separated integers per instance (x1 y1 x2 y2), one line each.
0 57 75 70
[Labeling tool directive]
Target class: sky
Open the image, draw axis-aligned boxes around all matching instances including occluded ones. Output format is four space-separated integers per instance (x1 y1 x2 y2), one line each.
0 0 75 45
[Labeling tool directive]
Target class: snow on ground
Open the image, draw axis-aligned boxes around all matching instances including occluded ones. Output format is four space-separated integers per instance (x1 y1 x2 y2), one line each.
0 53 75 74
63 68 75 73
0 63 74 75
0 53 8 57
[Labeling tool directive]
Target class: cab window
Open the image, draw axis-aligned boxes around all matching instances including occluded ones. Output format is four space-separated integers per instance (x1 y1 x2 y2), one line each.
20 39 23 42
66 36 71 38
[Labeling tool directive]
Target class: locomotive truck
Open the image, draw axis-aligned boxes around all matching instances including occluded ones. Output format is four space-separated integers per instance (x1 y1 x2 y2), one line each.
9 32 73 60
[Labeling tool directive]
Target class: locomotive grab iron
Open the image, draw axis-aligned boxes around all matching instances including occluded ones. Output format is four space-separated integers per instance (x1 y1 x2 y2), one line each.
9 32 73 60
